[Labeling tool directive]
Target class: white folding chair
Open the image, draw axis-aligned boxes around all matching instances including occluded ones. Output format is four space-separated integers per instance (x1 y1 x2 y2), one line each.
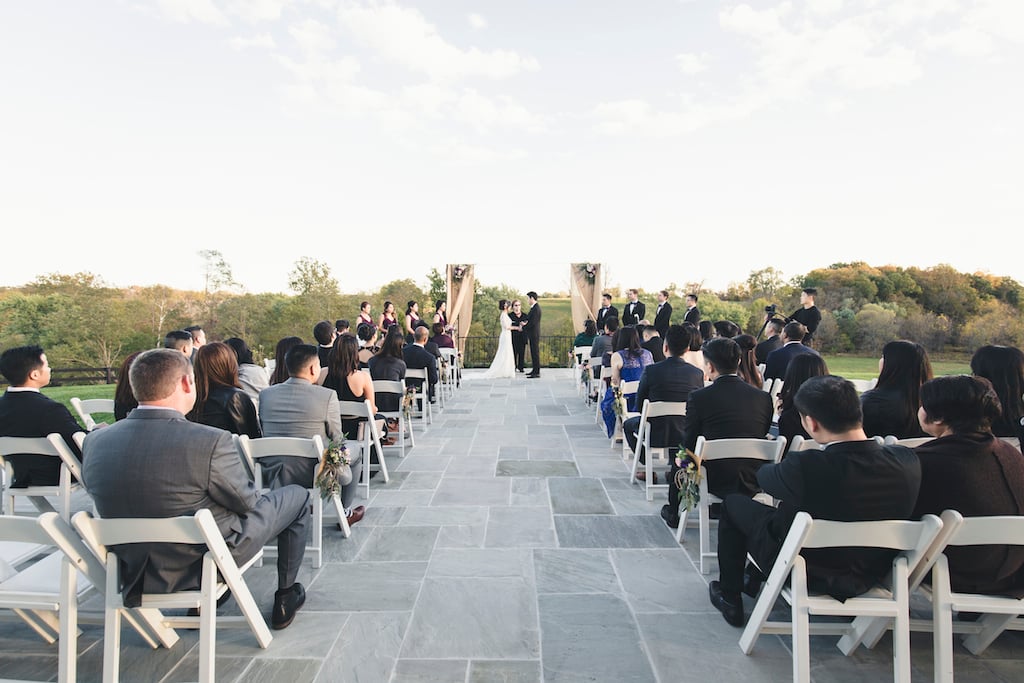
372 379 414 456
738 511 945 683
589 359 604 416
404 367 433 426
789 435 884 453
851 377 879 393
338 399 389 497
72 508 272 683
0 433 86 521
767 379 784 421
629 399 687 501
235 435 347 565
883 435 935 448
70 397 116 432
610 379 640 447
572 346 592 395
675 435 787 573
437 348 458 402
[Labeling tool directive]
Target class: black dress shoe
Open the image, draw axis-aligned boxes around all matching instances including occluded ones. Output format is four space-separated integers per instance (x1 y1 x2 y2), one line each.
660 504 679 529
742 565 765 598
527 373 540 378
271 583 306 630
709 581 745 627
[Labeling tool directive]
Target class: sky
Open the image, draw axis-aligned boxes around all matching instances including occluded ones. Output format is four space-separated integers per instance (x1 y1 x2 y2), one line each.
2 0 1022 297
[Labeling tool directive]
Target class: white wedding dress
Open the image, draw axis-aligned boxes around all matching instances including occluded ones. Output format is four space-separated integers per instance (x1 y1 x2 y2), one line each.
480 311 516 379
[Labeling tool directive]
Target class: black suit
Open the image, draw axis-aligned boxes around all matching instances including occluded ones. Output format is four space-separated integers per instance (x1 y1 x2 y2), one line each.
653 302 672 338
403 343 439 400
509 310 527 372
623 357 705 455
0 390 84 486
622 301 646 327
525 301 542 375
668 375 774 506
754 335 782 366
641 336 665 363
683 306 700 327
717 440 920 600
763 342 819 381
596 305 618 331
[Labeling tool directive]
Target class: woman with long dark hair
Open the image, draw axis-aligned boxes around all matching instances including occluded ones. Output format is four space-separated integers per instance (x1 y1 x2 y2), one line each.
970 344 1024 444
404 300 420 343
734 333 763 390
270 336 303 385
600 326 653 437
324 334 382 441
860 339 933 439
188 341 262 438
776 353 829 453
224 336 269 408
113 350 144 420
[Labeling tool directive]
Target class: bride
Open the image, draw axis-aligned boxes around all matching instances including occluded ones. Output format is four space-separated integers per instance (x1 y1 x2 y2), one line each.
479 299 516 379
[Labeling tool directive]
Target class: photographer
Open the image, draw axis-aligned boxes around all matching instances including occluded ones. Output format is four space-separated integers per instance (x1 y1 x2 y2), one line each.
788 288 821 345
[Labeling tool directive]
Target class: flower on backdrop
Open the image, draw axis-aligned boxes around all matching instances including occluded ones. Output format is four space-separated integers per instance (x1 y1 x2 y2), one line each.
576 263 597 284
452 265 469 282
673 447 703 512
315 439 351 500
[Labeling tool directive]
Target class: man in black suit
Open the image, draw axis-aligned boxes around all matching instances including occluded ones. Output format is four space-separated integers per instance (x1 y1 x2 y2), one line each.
683 293 701 326
763 322 819 380
624 325 705 463
595 293 618 332
653 290 673 339
639 325 665 363
524 291 542 377
509 299 528 373
621 289 646 327
662 337 774 529
789 287 821 346
0 345 85 487
755 318 784 366
403 326 439 401
708 376 921 626
313 320 337 368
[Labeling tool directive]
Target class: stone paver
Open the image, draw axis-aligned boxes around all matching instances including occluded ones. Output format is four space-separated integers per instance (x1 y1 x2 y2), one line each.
1 369 1022 682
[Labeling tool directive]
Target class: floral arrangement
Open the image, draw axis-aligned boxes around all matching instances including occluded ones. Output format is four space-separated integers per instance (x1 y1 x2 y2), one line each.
402 385 417 418
576 263 598 284
452 264 469 282
611 385 628 419
673 447 703 512
315 439 351 500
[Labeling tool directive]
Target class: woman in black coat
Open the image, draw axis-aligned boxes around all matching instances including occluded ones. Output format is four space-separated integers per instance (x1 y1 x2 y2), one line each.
860 339 932 440
187 341 262 439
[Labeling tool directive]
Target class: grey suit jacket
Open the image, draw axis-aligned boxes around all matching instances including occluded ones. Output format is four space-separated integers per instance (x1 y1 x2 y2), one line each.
258 378 346 488
81 407 260 596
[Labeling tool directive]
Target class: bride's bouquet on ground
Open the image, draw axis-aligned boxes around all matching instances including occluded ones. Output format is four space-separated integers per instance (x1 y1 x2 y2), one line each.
673 447 703 512
315 439 352 499
612 385 628 419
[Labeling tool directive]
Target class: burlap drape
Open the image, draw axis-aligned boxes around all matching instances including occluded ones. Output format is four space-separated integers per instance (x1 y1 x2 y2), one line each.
570 263 603 333
446 264 475 356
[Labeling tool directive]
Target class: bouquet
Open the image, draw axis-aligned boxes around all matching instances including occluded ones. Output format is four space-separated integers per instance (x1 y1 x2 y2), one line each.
673 447 703 512
611 385 628 419
402 385 417 418
576 263 597 283
315 439 352 500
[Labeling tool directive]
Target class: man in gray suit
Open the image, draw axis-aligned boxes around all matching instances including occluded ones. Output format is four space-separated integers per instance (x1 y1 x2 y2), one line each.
258 344 365 529
82 349 311 630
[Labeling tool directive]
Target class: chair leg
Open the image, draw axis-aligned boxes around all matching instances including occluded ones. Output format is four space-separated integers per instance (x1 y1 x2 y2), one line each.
311 495 323 569
892 558 912 683
932 558 955 683
333 494 351 538
699 501 712 575
104 556 123 683
791 564 812 683
198 558 217 683
963 614 1017 655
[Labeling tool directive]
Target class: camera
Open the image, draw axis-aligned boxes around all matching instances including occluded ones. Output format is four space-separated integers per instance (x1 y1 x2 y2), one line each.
764 304 777 314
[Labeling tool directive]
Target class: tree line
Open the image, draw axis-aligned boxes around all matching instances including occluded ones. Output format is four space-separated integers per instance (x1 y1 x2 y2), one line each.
1 256 1020 370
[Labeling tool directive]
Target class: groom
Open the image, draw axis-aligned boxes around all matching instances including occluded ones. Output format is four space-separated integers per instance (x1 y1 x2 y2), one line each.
524 291 542 378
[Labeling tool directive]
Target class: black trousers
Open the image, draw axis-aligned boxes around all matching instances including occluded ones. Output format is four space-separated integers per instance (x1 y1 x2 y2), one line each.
716 494 782 596
512 333 526 371
528 334 540 374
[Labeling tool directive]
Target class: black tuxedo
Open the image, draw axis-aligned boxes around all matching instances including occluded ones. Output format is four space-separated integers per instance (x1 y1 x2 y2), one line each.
653 302 673 338
0 390 84 486
717 439 920 600
641 336 665 363
623 357 705 455
596 305 618 331
683 306 700 327
403 343 439 400
508 310 527 372
754 335 782 366
763 342 819 380
669 375 774 504
622 301 646 327
525 300 542 375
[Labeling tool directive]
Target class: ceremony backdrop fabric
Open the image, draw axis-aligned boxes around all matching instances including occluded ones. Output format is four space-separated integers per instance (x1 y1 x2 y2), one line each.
447 264 474 356
570 263 603 333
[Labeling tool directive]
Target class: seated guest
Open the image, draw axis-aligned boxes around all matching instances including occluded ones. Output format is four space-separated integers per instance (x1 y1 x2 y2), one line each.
662 337 773 529
698 320 714 346
776 353 830 455
369 327 407 414
734 334 763 390
970 344 1024 444
860 339 932 440
640 324 666 363
574 319 598 351
403 326 439 403
113 351 144 420
335 319 351 337
708 375 921 626
258 344 364 529
681 322 705 382
763 322 818 381
82 349 311 629
429 322 455 349
324 334 386 441
270 336 303 385
356 323 379 368
224 337 269 411
600 326 653 438
755 318 784 366
623 324 705 479
163 329 193 357
187 342 262 439
0 345 85 487
713 320 741 339
313 320 336 368
912 375 1024 594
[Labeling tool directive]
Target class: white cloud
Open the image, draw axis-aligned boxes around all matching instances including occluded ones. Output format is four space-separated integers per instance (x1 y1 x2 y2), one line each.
229 33 277 50
225 0 294 23
156 0 228 25
336 1 539 81
289 18 337 55
923 28 995 58
806 0 843 15
468 13 487 30
675 52 708 74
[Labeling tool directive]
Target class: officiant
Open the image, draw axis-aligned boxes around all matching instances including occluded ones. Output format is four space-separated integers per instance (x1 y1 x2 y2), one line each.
509 299 528 373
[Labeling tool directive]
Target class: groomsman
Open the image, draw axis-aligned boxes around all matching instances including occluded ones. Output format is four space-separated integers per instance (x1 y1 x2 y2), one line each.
622 289 646 327
683 294 701 326
595 293 618 332
653 290 673 339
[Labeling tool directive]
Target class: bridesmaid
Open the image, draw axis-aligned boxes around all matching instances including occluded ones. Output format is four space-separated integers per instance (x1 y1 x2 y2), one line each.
357 300 375 332
404 300 421 343
378 301 398 332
